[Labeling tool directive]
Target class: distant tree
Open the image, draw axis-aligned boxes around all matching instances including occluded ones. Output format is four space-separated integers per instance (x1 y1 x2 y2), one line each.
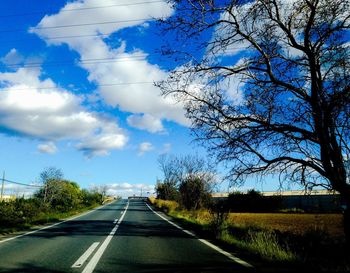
157 155 180 200
157 0 350 240
91 185 108 204
36 178 82 211
179 175 212 210
81 189 103 206
155 180 179 201
37 167 64 204
47 180 82 211
36 167 84 211
40 166 63 183
157 154 216 209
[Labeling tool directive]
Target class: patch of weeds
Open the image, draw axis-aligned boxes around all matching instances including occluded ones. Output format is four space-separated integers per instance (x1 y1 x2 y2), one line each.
247 230 297 262
220 228 297 263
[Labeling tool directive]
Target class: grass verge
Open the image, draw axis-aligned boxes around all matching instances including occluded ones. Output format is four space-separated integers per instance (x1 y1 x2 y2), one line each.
0 201 108 238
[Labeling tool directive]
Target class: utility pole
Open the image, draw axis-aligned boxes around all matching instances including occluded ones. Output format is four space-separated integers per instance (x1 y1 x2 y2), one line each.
1 171 5 201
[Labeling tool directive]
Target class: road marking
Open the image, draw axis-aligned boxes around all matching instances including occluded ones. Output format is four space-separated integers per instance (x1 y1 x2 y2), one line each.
0 202 115 245
72 242 100 268
82 201 129 273
146 203 253 268
113 218 118 224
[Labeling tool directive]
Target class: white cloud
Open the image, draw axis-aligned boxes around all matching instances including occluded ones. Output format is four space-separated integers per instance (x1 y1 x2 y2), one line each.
0 60 128 157
31 0 190 131
1 48 24 66
76 121 128 157
138 142 154 156
161 143 172 154
31 0 173 45
38 142 58 154
127 113 164 133
99 182 155 198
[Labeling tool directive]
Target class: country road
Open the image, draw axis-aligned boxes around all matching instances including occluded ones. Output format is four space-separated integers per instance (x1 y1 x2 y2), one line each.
0 199 254 273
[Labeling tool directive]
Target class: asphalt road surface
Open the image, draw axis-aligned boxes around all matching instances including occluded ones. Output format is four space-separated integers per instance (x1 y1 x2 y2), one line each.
0 199 254 273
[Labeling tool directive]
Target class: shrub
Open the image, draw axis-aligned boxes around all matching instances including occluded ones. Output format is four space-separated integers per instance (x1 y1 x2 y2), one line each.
227 190 283 212
152 198 179 213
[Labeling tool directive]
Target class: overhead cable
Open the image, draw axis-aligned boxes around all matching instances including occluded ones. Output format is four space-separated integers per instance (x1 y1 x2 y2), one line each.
0 1 165 18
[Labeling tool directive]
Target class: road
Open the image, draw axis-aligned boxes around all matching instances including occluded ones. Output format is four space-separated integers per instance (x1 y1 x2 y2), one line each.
0 199 254 273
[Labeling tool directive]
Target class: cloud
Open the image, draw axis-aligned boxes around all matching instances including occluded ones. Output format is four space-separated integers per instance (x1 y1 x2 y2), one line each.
161 143 172 154
76 121 128 157
38 142 57 154
127 113 164 133
1 48 24 66
31 0 190 131
99 182 155 198
138 142 154 156
0 59 128 157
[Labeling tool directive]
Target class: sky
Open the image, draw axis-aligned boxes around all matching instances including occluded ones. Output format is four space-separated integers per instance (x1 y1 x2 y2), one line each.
0 0 282 198
0 0 209 198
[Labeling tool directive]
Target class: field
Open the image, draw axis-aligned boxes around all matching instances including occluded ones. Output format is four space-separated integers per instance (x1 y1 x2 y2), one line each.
228 213 344 237
149 198 349 271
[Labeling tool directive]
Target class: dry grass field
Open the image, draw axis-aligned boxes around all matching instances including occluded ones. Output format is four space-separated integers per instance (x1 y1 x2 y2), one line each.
228 213 344 237
149 197 345 238
149 198 349 270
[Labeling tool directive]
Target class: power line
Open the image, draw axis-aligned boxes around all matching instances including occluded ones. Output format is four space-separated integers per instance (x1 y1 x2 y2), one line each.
0 33 110 44
0 1 165 19
3 178 42 188
0 17 156 34
0 81 156 93
0 48 247 69
2 54 151 69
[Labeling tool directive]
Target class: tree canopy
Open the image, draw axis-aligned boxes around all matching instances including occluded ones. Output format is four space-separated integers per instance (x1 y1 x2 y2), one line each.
157 0 350 237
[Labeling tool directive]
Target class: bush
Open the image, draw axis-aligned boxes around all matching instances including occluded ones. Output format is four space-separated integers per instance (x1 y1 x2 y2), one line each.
152 198 179 213
208 200 229 238
227 190 283 212
0 198 42 228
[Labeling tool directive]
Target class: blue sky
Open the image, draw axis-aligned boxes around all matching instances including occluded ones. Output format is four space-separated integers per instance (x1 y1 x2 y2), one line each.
0 0 210 197
0 0 283 197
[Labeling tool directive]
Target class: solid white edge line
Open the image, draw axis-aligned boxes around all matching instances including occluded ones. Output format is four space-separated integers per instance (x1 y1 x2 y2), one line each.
0 201 117 245
72 242 100 268
82 201 129 273
146 203 253 268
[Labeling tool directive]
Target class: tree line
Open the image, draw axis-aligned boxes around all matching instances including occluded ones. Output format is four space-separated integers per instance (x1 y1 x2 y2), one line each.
0 167 109 229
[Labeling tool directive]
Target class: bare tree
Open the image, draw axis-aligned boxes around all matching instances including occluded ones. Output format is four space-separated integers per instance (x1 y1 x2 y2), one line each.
157 0 350 239
92 185 108 204
157 154 179 200
157 154 217 209
39 167 64 204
